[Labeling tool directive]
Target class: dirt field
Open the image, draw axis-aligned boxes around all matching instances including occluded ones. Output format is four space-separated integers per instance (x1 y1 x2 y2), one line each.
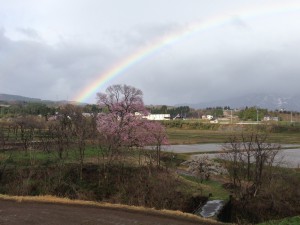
0 199 223 225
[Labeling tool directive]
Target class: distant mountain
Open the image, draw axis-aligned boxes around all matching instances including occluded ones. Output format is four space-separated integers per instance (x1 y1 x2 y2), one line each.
0 93 85 106
0 93 42 102
2 93 299 111
184 93 300 111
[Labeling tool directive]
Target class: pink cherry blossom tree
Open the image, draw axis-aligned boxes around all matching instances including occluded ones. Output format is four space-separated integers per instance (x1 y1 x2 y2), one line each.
96 84 168 165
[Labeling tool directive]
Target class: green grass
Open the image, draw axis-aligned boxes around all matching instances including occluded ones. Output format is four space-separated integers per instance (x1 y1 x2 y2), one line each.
258 216 300 225
0 146 106 166
267 133 300 144
178 174 230 201
166 128 300 144
167 128 237 144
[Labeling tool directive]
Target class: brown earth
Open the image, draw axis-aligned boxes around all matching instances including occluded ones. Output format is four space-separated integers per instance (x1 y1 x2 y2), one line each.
0 199 224 225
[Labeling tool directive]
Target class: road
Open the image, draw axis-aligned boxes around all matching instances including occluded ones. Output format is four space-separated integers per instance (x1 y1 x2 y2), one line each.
0 199 224 225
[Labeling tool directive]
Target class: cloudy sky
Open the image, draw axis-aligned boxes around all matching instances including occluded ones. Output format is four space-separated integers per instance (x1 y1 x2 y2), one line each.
1 0 300 105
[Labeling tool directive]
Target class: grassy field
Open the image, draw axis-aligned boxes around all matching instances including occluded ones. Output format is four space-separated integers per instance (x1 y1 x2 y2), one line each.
166 127 300 144
257 216 300 225
166 129 236 144
0 146 104 166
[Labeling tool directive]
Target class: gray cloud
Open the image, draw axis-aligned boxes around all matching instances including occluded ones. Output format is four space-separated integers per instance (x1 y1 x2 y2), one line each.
114 36 300 105
16 27 41 40
1 1 300 106
0 30 115 101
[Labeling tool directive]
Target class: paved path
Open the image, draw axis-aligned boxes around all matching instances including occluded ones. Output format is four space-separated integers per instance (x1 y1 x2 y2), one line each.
0 199 223 225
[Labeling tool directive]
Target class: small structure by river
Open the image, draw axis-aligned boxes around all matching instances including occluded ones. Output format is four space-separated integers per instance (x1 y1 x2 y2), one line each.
195 200 224 218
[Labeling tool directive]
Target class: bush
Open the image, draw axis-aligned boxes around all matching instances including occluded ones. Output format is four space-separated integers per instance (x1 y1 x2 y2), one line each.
0 163 205 213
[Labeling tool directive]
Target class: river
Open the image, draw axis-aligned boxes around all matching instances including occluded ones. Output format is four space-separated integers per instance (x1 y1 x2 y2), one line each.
160 144 300 168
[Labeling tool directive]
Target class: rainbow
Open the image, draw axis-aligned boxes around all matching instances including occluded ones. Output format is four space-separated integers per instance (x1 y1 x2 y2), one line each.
74 2 300 103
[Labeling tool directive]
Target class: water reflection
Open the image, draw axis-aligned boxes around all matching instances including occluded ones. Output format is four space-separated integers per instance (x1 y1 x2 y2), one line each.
161 144 300 168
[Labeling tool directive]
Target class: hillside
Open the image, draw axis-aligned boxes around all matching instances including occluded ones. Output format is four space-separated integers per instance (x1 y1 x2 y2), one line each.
0 93 83 106
0 93 42 102
184 93 300 111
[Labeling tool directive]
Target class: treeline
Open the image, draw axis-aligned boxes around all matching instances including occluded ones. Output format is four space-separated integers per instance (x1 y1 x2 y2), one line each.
0 102 55 117
238 107 268 121
148 105 191 118
2 101 299 123
148 105 226 119
0 101 102 118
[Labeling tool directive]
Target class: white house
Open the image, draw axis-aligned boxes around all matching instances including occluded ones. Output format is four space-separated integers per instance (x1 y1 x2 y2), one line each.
202 115 214 120
135 112 170 120
206 115 214 120
144 114 171 121
263 116 279 122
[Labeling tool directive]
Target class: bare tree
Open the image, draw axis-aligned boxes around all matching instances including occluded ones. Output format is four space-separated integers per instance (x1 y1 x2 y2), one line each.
15 116 36 153
0 126 5 150
220 132 281 199
66 105 94 180
48 117 72 161
97 84 145 115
